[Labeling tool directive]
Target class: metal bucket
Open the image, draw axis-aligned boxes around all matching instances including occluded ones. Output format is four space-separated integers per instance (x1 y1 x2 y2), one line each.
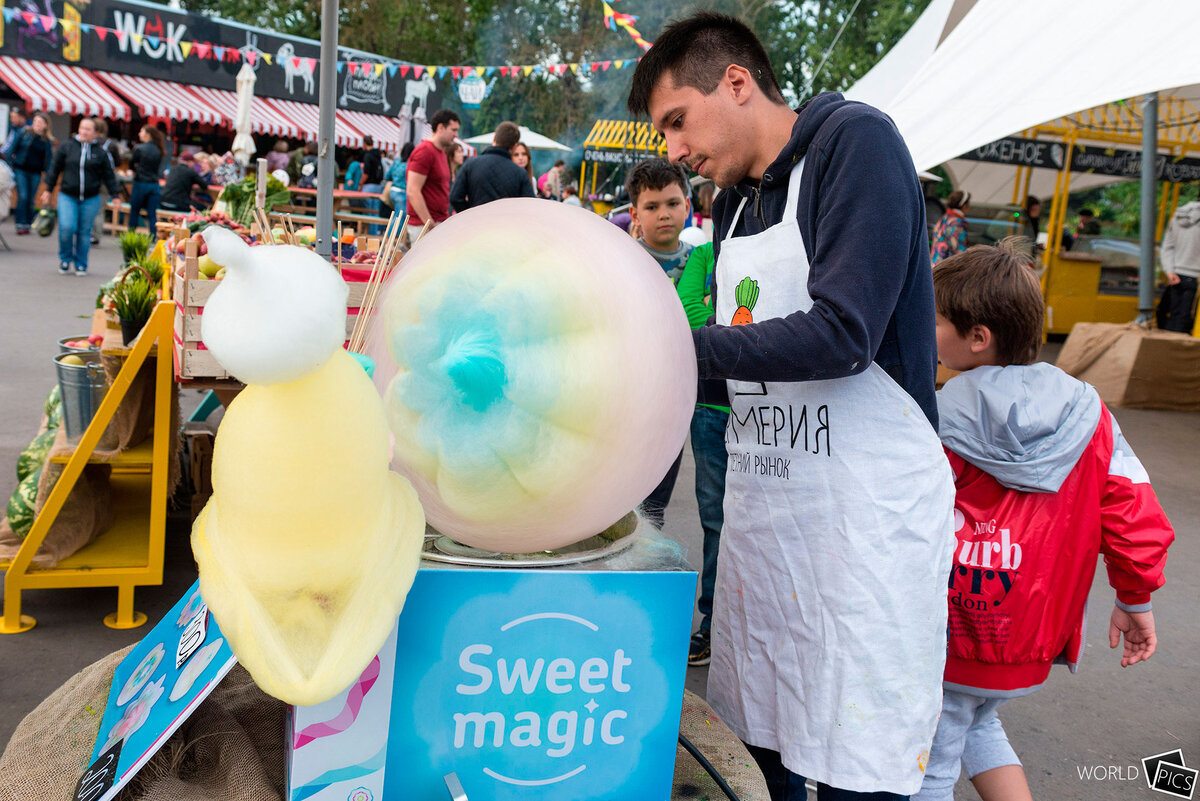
57 335 99 355
53 352 114 446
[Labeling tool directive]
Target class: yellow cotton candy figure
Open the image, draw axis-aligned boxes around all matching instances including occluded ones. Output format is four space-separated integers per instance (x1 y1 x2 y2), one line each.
191 228 425 706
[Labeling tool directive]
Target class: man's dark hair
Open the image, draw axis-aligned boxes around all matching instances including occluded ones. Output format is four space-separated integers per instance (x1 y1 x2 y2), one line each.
626 157 689 206
494 121 520 150
933 239 1043 366
430 109 460 131
401 142 415 161
1079 207 1094 217
92 117 108 136
363 134 374 147
628 11 785 116
554 159 565 167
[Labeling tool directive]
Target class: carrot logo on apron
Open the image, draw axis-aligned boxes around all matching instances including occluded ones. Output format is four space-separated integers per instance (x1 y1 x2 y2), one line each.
731 277 759 325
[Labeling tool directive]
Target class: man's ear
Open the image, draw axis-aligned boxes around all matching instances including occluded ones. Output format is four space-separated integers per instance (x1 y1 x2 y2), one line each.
725 64 755 105
969 324 993 354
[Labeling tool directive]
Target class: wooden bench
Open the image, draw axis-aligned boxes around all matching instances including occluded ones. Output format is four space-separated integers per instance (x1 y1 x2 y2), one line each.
103 201 181 236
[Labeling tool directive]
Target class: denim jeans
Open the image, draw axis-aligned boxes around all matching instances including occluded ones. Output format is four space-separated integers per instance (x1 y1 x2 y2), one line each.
690 405 729 633
746 744 910 801
129 181 161 237
57 193 102 269
361 182 383 235
13 167 40 228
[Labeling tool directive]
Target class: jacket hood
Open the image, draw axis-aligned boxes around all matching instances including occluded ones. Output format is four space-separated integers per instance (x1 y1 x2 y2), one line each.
731 91 848 199
937 364 1102 492
1172 201 1200 229
481 145 514 159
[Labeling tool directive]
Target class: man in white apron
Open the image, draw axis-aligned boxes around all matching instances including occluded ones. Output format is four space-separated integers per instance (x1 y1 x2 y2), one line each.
629 13 956 800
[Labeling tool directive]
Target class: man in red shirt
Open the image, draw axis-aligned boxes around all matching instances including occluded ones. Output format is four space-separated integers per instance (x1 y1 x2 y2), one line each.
406 109 460 245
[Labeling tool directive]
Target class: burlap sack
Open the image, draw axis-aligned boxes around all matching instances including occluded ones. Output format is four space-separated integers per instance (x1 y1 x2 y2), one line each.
0 462 113 568
1057 322 1200 411
2 649 764 801
0 650 284 801
673 690 769 800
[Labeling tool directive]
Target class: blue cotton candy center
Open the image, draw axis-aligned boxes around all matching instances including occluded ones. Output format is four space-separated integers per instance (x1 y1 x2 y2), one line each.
439 331 507 412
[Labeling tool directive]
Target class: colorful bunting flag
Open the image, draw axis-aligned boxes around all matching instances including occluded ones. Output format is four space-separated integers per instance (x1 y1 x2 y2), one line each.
113 29 126 44
387 64 398 77
95 25 108 41
399 65 410 78
602 0 653 51
475 66 485 77
213 45 226 60
336 61 345 74
262 53 273 65
180 40 193 59
244 49 256 65
145 35 159 48
194 41 211 59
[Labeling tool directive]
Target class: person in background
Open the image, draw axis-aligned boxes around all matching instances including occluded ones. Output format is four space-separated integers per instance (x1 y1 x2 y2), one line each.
160 152 211 212
40 117 120 275
343 149 364 191
1157 199 1200 333
128 124 165 237
447 141 465 183
360 135 385 234
511 141 536 194
673 238 728 667
9 111 52 235
626 158 693 529
1076 207 1101 236
193 152 214 183
297 142 320 189
405 108 460 243
89 117 120 245
561 185 582 207
931 190 970 265
266 139 290 173
1 107 29 162
917 241 1173 801
383 141 413 219
449 120 535 212
1021 194 1042 259
538 159 565 200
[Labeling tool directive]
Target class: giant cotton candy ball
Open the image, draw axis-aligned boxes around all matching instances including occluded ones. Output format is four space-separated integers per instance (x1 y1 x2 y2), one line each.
366 198 696 552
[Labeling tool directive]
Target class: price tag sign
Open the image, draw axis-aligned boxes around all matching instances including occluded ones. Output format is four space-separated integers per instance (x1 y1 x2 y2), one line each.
80 581 236 801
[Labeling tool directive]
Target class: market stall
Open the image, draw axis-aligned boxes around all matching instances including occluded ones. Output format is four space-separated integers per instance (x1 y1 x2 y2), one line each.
579 118 667 214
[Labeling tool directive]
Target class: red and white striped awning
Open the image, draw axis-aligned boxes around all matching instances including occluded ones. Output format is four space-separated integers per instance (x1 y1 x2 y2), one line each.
187 86 301 139
0 56 130 120
337 109 403 153
269 98 365 148
98 71 226 125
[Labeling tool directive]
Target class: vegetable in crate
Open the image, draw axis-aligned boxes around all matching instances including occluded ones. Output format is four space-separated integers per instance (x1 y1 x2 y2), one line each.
218 175 291 227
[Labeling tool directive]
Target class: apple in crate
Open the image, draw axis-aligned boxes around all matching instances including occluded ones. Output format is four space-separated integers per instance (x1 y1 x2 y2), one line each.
198 254 222 279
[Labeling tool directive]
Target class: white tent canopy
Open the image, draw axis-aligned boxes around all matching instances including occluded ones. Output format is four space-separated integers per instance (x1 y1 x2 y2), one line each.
464 125 571 151
843 0 958 110
883 0 1200 181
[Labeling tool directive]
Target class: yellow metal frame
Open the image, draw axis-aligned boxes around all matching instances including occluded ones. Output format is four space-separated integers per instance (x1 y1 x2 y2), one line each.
1008 96 1200 334
578 119 668 200
1 301 175 633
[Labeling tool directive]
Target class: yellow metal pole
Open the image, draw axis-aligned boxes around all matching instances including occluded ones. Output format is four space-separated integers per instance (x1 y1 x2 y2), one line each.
1011 166 1024 205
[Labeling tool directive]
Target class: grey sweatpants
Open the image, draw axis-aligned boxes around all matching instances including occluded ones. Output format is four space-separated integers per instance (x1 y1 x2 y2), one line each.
913 689 1022 801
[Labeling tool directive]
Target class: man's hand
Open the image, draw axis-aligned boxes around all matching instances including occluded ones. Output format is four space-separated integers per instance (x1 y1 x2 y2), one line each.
38 190 50 207
1167 272 1181 286
1109 606 1156 667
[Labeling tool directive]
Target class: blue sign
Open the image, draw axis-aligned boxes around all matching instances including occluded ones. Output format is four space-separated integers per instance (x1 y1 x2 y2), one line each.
77 581 237 801
287 567 695 801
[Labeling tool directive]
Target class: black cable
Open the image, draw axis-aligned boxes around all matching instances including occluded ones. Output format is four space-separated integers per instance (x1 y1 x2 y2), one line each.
678 732 742 801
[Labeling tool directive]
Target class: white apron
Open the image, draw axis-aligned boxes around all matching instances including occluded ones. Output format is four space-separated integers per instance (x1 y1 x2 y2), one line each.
708 160 956 795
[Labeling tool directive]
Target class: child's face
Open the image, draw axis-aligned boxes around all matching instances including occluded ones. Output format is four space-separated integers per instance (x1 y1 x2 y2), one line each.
631 183 689 251
935 313 997 372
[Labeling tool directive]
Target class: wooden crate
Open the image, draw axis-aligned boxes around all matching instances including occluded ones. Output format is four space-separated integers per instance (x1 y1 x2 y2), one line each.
171 227 378 381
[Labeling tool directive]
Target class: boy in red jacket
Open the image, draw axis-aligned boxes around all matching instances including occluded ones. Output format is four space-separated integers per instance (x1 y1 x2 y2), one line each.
915 242 1175 801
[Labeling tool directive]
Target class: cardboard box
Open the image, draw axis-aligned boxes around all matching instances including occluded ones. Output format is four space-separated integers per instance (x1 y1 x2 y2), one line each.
286 565 695 801
1056 322 1200 411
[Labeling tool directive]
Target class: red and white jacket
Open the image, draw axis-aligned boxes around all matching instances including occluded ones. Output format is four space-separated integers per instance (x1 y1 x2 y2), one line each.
937 364 1174 696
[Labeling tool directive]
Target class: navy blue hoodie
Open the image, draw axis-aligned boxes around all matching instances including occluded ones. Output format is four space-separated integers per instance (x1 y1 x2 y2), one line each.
697 92 939 429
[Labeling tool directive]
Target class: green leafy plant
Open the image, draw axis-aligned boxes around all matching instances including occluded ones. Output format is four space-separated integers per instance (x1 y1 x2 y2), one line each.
109 267 158 324
118 230 153 266
134 255 166 285
219 175 291 226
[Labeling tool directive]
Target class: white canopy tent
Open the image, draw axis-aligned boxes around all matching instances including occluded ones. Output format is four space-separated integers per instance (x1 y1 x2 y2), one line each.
881 0 1200 184
842 0 960 110
464 125 571 151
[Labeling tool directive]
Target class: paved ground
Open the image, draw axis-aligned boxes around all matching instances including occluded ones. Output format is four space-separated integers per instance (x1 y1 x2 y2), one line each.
2 227 1197 798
